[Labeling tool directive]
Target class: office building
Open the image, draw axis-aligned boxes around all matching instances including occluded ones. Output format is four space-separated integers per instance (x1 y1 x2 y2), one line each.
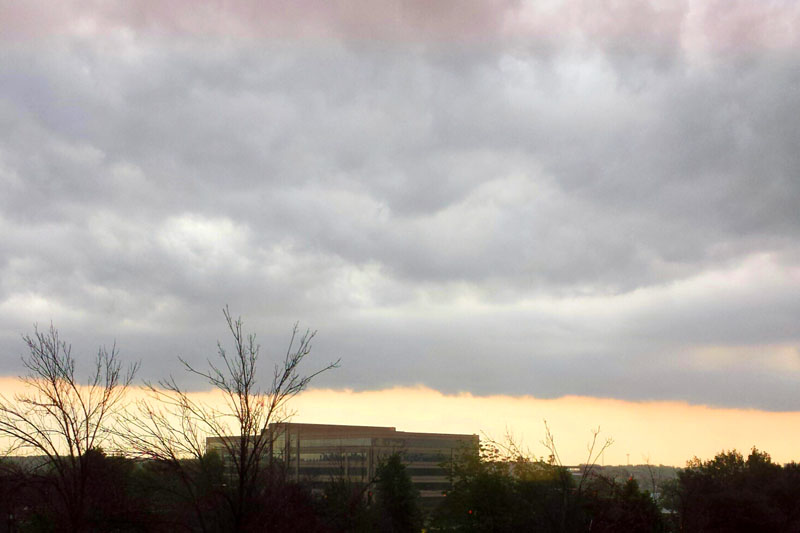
208 422 478 503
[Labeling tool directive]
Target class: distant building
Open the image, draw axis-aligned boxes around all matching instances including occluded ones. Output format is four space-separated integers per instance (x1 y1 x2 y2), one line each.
207 422 479 503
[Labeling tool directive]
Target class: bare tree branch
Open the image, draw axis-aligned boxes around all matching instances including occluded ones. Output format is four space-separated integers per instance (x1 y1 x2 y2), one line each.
117 307 338 532
0 324 138 532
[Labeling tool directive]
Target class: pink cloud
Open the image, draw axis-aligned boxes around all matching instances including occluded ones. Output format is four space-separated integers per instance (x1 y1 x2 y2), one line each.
2 0 797 53
1 0 522 43
686 0 800 53
568 0 687 53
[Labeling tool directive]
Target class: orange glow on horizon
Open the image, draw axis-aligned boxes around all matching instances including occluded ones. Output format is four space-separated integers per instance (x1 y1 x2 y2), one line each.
2 377 798 467
290 386 800 467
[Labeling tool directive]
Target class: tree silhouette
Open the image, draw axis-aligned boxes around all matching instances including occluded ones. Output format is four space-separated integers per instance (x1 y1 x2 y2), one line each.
668 448 800 533
374 453 422 533
119 307 338 532
0 324 138 532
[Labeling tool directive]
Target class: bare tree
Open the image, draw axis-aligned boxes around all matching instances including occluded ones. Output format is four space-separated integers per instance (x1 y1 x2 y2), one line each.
120 307 338 532
542 420 613 533
542 421 613 490
481 422 613 491
0 324 138 532
476 423 613 532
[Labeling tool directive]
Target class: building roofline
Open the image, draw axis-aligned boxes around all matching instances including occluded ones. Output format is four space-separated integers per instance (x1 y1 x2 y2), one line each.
267 422 478 440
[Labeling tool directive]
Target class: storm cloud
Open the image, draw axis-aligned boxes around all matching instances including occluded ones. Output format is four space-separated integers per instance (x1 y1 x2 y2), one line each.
1 0 799 410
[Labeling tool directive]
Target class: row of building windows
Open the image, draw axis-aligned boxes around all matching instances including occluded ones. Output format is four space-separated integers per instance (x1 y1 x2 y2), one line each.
275 438 472 454
406 467 450 477
293 466 450 479
281 437 373 448
297 466 369 477
297 451 368 462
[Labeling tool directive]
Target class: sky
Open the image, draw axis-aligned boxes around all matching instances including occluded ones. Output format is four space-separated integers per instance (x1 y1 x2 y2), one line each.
1 0 800 464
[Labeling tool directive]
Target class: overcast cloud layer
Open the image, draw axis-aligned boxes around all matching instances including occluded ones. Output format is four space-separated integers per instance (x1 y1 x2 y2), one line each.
1 0 800 410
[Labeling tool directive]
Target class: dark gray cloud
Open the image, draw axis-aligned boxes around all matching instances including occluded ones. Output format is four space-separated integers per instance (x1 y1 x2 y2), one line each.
1 1 799 409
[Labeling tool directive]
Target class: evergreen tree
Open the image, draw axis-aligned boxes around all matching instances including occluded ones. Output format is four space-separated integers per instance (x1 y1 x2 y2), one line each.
374 453 423 533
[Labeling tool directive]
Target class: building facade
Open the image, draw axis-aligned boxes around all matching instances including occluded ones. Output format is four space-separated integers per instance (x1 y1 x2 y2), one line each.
208 422 478 503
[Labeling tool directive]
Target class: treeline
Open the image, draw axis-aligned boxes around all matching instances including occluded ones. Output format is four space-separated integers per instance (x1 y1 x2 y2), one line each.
4 444 800 532
0 449 419 532
664 448 800 532
430 444 800 532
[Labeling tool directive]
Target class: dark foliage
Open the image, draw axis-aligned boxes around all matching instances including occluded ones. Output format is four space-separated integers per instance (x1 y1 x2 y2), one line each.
431 444 581 532
373 454 423 533
6 443 800 533
583 476 664 533
315 477 374 532
666 448 800 533
431 443 664 533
